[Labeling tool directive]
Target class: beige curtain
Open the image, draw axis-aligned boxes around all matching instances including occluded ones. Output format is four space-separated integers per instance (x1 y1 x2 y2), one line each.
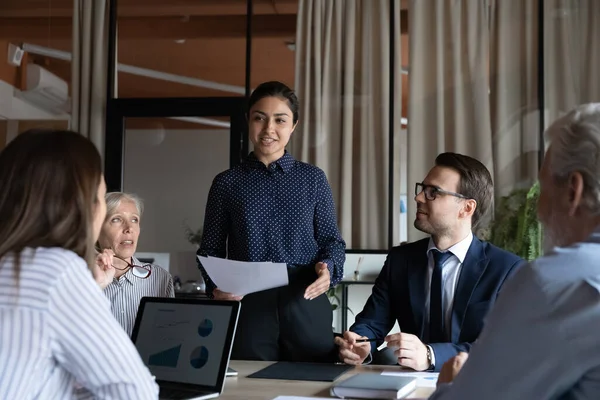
489 0 540 197
71 0 109 158
407 0 493 241
293 0 402 249
544 0 600 125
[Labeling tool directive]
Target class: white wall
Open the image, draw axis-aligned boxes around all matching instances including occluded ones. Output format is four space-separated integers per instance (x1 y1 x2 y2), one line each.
123 128 229 282
399 129 408 242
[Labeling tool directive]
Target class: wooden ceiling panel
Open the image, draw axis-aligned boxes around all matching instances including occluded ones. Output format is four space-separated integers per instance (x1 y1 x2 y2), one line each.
0 14 296 41
34 36 295 99
115 37 294 92
0 0 298 18
118 39 246 77
3 0 408 121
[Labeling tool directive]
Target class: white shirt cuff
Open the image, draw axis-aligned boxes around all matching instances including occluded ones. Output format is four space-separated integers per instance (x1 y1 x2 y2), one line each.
428 345 436 369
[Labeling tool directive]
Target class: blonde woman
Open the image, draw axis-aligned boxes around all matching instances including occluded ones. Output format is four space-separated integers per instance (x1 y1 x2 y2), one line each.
98 192 174 336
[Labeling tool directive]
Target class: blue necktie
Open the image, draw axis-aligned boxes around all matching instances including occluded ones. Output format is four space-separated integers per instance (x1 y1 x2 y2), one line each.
429 250 452 343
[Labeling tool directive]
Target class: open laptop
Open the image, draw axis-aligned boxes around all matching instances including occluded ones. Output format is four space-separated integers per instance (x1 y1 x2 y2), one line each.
131 297 240 400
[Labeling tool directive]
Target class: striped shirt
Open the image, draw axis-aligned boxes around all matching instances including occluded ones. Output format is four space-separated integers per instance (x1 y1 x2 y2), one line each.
0 247 159 399
103 257 174 336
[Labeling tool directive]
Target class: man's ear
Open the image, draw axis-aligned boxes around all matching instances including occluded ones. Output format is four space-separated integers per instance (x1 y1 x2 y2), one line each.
460 199 477 220
567 171 585 216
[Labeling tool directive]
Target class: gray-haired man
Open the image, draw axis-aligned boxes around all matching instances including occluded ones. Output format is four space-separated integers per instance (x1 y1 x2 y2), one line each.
431 103 600 399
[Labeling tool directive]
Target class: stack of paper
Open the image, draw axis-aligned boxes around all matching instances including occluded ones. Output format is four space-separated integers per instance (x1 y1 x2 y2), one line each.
381 371 439 388
197 255 289 296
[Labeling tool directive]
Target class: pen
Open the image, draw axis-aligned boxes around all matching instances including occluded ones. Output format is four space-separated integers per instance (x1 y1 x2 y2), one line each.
355 338 385 343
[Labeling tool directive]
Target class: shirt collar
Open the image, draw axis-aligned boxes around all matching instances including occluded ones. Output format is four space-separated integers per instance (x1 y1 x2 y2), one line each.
427 231 474 264
245 151 295 173
131 256 143 266
116 269 135 285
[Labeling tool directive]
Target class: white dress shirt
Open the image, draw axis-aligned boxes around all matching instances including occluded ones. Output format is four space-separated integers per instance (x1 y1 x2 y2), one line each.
0 247 159 399
425 231 474 340
424 232 473 368
430 227 600 399
103 256 174 336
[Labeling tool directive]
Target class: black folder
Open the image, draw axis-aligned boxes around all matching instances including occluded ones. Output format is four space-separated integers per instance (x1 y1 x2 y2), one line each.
247 362 353 382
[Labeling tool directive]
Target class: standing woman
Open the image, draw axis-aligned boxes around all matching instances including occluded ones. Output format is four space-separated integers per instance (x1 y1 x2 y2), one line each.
198 81 346 362
0 129 158 399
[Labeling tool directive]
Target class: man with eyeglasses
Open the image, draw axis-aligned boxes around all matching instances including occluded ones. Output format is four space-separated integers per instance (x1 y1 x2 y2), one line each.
336 152 524 371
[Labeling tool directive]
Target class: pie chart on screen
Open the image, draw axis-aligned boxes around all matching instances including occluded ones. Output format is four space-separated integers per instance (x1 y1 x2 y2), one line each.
190 346 209 369
197 318 213 337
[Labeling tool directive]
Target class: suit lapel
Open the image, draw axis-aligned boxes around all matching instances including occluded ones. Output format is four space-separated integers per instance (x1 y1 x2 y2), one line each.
407 239 430 338
450 237 488 343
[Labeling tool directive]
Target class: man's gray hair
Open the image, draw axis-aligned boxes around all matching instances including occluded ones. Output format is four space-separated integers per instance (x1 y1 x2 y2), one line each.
546 103 600 212
105 192 144 218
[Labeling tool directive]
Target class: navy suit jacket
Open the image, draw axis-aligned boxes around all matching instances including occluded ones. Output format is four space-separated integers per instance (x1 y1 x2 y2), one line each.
350 236 523 371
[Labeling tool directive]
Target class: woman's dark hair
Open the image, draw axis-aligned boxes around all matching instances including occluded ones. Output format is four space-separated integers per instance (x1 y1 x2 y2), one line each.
0 129 103 279
248 81 300 124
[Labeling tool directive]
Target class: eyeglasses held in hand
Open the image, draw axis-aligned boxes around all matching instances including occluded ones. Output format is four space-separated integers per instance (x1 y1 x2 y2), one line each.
112 255 152 279
415 182 471 201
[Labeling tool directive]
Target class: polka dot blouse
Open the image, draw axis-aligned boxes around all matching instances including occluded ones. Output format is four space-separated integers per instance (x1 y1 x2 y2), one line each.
197 151 346 295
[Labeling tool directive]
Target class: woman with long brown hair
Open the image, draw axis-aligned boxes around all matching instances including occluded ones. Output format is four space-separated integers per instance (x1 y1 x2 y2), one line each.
0 129 158 399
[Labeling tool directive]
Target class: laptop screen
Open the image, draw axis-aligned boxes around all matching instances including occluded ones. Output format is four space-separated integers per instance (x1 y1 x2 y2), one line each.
131 297 239 390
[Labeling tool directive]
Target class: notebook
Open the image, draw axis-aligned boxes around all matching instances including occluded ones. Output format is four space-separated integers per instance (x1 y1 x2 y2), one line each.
131 297 240 400
330 374 417 399
248 361 352 382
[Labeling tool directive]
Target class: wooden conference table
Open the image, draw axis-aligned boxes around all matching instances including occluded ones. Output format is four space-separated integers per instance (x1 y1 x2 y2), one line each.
219 360 436 399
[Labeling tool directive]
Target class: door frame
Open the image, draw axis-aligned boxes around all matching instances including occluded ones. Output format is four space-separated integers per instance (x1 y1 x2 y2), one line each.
104 97 248 192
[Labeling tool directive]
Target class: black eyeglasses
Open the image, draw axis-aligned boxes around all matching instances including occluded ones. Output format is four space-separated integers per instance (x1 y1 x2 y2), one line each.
415 182 471 201
112 255 151 279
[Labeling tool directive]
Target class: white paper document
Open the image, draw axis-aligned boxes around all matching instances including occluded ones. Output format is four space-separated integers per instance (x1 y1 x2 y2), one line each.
271 397 428 400
197 255 289 296
381 370 439 388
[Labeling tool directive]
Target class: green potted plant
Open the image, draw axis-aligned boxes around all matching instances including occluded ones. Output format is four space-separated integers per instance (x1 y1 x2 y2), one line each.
183 222 202 248
326 287 344 311
327 285 354 333
488 181 542 261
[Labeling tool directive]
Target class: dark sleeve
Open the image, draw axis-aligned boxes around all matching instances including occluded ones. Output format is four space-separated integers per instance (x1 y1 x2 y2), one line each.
196 174 230 296
350 252 396 351
428 342 472 372
313 169 346 286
